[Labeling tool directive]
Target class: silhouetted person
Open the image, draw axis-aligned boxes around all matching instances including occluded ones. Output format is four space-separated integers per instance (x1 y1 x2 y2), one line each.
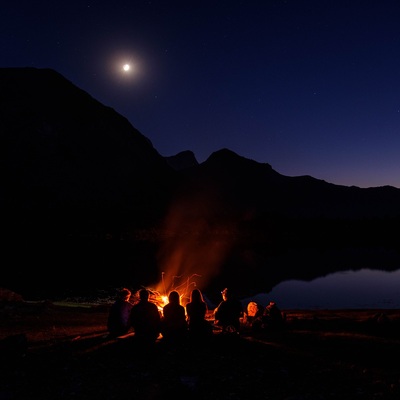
186 288 213 339
107 288 133 338
161 290 188 345
214 287 243 334
245 301 264 332
262 301 284 330
130 288 161 344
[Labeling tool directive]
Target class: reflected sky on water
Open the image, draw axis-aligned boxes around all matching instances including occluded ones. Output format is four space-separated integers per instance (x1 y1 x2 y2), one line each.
244 269 400 310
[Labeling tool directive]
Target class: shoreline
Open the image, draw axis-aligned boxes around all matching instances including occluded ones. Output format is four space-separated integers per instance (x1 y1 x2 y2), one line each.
2 299 399 343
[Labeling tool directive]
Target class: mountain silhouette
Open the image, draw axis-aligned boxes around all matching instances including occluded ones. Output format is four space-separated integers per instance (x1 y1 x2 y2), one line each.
1 67 399 300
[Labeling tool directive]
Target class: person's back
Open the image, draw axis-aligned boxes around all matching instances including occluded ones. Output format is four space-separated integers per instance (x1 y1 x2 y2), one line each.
107 288 133 338
186 288 212 339
214 288 243 333
263 301 284 330
130 288 161 343
161 290 188 344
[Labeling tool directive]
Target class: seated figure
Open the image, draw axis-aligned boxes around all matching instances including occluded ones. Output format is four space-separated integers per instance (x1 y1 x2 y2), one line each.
161 290 188 344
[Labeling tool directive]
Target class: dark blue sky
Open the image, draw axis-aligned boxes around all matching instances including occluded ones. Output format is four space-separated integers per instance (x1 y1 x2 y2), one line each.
3 1 400 188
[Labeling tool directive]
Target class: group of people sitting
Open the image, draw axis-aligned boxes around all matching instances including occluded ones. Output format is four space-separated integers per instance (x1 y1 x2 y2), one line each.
107 287 215 344
107 285 283 344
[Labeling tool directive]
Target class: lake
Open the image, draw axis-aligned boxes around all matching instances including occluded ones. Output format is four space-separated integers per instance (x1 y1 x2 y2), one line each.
244 268 400 310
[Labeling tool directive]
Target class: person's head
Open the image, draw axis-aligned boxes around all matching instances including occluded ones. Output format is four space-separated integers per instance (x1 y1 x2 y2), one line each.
191 288 203 302
168 290 180 304
247 301 259 317
221 288 229 301
139 288 149 301
119 288 131 301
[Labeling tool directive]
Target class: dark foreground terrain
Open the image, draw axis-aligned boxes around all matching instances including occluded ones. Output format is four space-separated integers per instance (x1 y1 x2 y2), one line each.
2 301 400 400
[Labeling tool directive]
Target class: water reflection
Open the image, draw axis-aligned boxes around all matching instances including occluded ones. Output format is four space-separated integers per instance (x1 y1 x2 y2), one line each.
245 268 400 309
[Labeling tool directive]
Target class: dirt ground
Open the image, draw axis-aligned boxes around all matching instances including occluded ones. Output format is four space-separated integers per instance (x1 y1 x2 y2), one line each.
2 301 400 399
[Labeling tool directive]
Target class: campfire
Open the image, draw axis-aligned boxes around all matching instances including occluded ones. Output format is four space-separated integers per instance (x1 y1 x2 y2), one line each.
131 273 203 310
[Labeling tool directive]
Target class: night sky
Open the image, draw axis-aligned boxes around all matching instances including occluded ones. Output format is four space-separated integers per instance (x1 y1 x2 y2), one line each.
3 1 400 188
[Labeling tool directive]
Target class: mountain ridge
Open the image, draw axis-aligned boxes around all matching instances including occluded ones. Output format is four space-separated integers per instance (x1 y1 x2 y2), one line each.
1 67 399 300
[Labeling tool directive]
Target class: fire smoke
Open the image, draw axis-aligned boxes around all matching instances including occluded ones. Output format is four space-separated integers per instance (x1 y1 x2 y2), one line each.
155 191 238 299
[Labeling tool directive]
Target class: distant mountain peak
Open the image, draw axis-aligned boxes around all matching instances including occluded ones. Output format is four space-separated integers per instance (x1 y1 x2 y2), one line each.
164 150 199 170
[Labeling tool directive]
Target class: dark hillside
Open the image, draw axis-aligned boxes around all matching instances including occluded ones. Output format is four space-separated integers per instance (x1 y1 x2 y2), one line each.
0 68 177 298
171 149 400 296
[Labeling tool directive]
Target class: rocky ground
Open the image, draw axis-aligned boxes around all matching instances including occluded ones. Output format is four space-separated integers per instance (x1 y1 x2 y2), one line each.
2 300 400 399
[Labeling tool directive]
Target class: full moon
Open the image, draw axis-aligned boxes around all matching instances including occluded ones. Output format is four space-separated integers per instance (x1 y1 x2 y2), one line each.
123 64 130 72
